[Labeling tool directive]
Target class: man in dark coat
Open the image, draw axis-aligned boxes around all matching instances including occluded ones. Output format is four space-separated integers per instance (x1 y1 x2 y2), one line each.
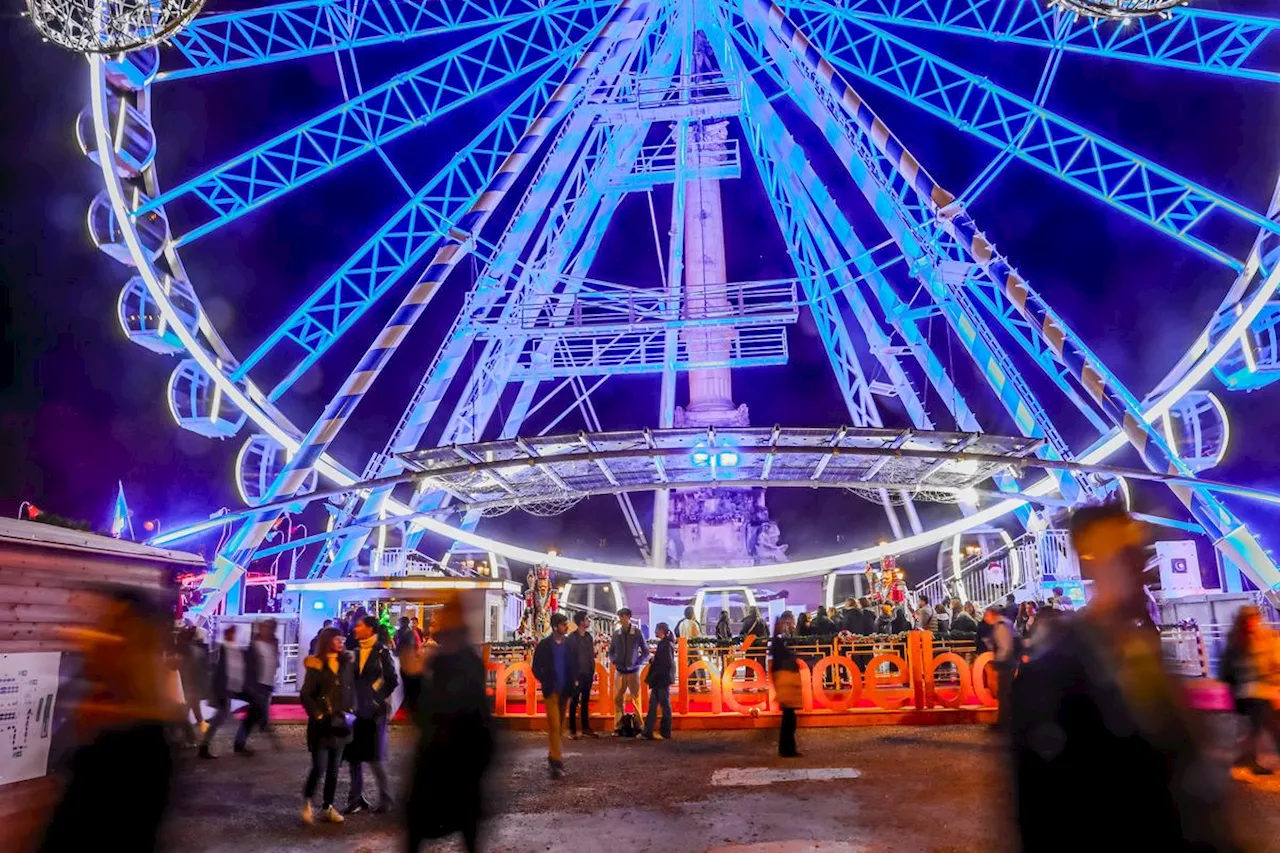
1011 504 1240 852
344 616 399 814
406 596 493 853
533 612 579 778
565 612 598 739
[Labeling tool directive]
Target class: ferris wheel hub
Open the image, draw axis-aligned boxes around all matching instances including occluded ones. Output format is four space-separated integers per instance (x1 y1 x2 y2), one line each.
26 0 203 53
1047 0 1187 20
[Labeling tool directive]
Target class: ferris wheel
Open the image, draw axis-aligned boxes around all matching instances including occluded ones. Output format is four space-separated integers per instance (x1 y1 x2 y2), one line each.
55 0 1280 614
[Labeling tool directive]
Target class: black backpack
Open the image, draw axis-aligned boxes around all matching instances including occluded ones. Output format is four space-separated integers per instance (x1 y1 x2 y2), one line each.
618 713 640 738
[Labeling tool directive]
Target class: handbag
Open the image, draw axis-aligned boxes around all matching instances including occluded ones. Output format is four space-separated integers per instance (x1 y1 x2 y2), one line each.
329 710 356 736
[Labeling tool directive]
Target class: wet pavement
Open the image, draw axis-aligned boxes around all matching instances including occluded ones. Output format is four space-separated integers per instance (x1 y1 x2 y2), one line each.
161 721 1280 853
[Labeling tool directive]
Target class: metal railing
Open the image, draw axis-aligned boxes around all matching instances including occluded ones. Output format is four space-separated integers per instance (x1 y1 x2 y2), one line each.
915 530 1080 609
279 642 299 689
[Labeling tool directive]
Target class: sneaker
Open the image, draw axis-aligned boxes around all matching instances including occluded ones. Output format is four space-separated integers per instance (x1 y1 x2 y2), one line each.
372 799 394 815
583 730 600 739
653 733 666 741
233 745 254 757
321 805 345 824
550 763 565 780
1250 764 1275 776
197 744 216 760
300 801 314 826
343 797 371 816
567 732 579 740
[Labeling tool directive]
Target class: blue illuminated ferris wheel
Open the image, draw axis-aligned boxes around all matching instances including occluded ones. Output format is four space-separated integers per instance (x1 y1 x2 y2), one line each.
67 0 1280 616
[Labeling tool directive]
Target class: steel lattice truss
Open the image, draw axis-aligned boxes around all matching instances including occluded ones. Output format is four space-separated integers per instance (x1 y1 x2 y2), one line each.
76 0 1280 614
397 427 1040 514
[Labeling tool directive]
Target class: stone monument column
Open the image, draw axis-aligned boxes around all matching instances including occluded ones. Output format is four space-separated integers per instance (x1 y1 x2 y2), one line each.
675 120 748 430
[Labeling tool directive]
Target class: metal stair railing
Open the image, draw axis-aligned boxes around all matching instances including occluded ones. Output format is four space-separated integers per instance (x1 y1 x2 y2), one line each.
915 530 1080 609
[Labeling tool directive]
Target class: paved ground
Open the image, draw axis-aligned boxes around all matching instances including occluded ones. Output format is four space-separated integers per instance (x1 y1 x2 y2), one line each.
161 721 1280 853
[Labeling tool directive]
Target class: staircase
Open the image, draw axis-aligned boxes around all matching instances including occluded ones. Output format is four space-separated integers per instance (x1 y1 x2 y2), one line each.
914 530 1080 608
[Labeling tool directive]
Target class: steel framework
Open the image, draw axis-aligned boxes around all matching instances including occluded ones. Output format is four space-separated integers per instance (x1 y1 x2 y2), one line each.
74 0 1280 614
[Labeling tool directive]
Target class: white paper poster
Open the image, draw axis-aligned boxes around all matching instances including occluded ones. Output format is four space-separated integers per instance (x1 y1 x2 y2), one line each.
0 652 61 786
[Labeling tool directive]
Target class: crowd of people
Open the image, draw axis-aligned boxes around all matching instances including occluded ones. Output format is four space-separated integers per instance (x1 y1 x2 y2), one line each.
30 503 1279 853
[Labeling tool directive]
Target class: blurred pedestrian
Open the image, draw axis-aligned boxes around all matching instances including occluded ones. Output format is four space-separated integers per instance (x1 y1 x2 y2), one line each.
533 612 578 777
1220 605 1280 776
714 610 734 640
176 624 208 737
566 612 598 739
300 627 355 825
235 619 281 755
609 608 648 734
163 636 197 747
344 616 399 814
39 590 176 853
395 615 424 714
199 625 243 759
982 606 1016 726
795 612 811 636
1011 504 1239 851
644 622 674 741
771 610 801 758
406 593 494 853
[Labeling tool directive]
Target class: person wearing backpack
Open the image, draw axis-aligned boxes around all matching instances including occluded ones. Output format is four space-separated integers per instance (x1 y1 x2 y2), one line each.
1221 605 1280 776
343 616 400 814
608 608 649 735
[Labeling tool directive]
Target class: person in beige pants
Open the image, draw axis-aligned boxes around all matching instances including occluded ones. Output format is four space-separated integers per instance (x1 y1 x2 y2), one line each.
608 608 649 733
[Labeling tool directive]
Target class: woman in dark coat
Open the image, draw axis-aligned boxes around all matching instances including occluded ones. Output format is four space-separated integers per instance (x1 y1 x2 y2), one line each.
770 610 801 758
406 595 494 853
343 616 399 814
300 627 356 825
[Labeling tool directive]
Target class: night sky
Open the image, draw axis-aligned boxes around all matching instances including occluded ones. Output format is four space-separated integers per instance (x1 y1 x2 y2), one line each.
2 1 1279 582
